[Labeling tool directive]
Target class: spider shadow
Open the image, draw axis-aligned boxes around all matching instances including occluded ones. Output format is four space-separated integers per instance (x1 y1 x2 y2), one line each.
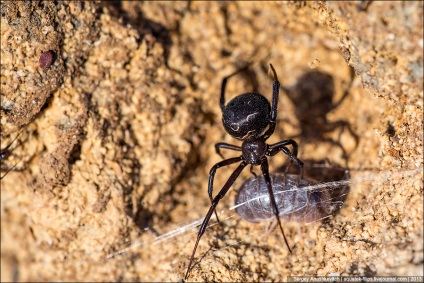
281 69 359 163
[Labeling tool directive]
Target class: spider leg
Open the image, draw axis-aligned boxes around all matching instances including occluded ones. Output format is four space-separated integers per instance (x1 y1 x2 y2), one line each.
249 165 257 177
262 63 280 140
215 142 241 160
268 139 304 184
208 156 243 223
0 157 22 180
259 157 292 253
1 132 23 180
185 161 247 280
220 65 251 111
268 146 295 186
268 139 304 168
0 132 21 160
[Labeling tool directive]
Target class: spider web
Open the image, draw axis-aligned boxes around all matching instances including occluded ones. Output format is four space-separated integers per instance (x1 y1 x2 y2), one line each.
105 166 422 260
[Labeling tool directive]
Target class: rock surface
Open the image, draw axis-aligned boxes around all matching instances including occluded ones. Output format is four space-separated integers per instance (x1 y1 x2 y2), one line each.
1 2 422 282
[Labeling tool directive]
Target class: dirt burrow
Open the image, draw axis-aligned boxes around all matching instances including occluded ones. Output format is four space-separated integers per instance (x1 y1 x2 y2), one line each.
1 2 422 282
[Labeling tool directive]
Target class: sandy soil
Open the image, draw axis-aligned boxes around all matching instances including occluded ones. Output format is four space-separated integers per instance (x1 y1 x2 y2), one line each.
1 2 422 282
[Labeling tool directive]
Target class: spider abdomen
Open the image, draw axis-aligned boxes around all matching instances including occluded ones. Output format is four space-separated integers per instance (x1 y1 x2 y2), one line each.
222 92 271 141
235 173 332 223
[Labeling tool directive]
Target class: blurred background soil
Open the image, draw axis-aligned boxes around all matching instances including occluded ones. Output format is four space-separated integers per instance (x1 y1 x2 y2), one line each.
1 1 422 282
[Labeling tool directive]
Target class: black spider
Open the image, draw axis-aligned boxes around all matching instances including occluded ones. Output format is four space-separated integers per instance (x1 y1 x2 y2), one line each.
1 132 22 180
184 64 304 280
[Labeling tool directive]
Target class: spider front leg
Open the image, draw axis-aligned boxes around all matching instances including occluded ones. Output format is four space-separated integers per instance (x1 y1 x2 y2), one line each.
208 156 243 222
220 65 250 111
185 161 247 280
1 132 22 180
262 64 280 140
215 143 241 160
260 157 292 252
0 133 21 160
0 157 22 180
268 139 304 175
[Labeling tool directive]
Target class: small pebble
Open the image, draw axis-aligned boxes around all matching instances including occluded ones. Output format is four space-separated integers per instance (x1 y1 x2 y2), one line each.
39 50 55 69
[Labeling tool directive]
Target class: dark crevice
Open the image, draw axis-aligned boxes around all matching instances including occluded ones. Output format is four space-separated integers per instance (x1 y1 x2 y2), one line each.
386 122 396 137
